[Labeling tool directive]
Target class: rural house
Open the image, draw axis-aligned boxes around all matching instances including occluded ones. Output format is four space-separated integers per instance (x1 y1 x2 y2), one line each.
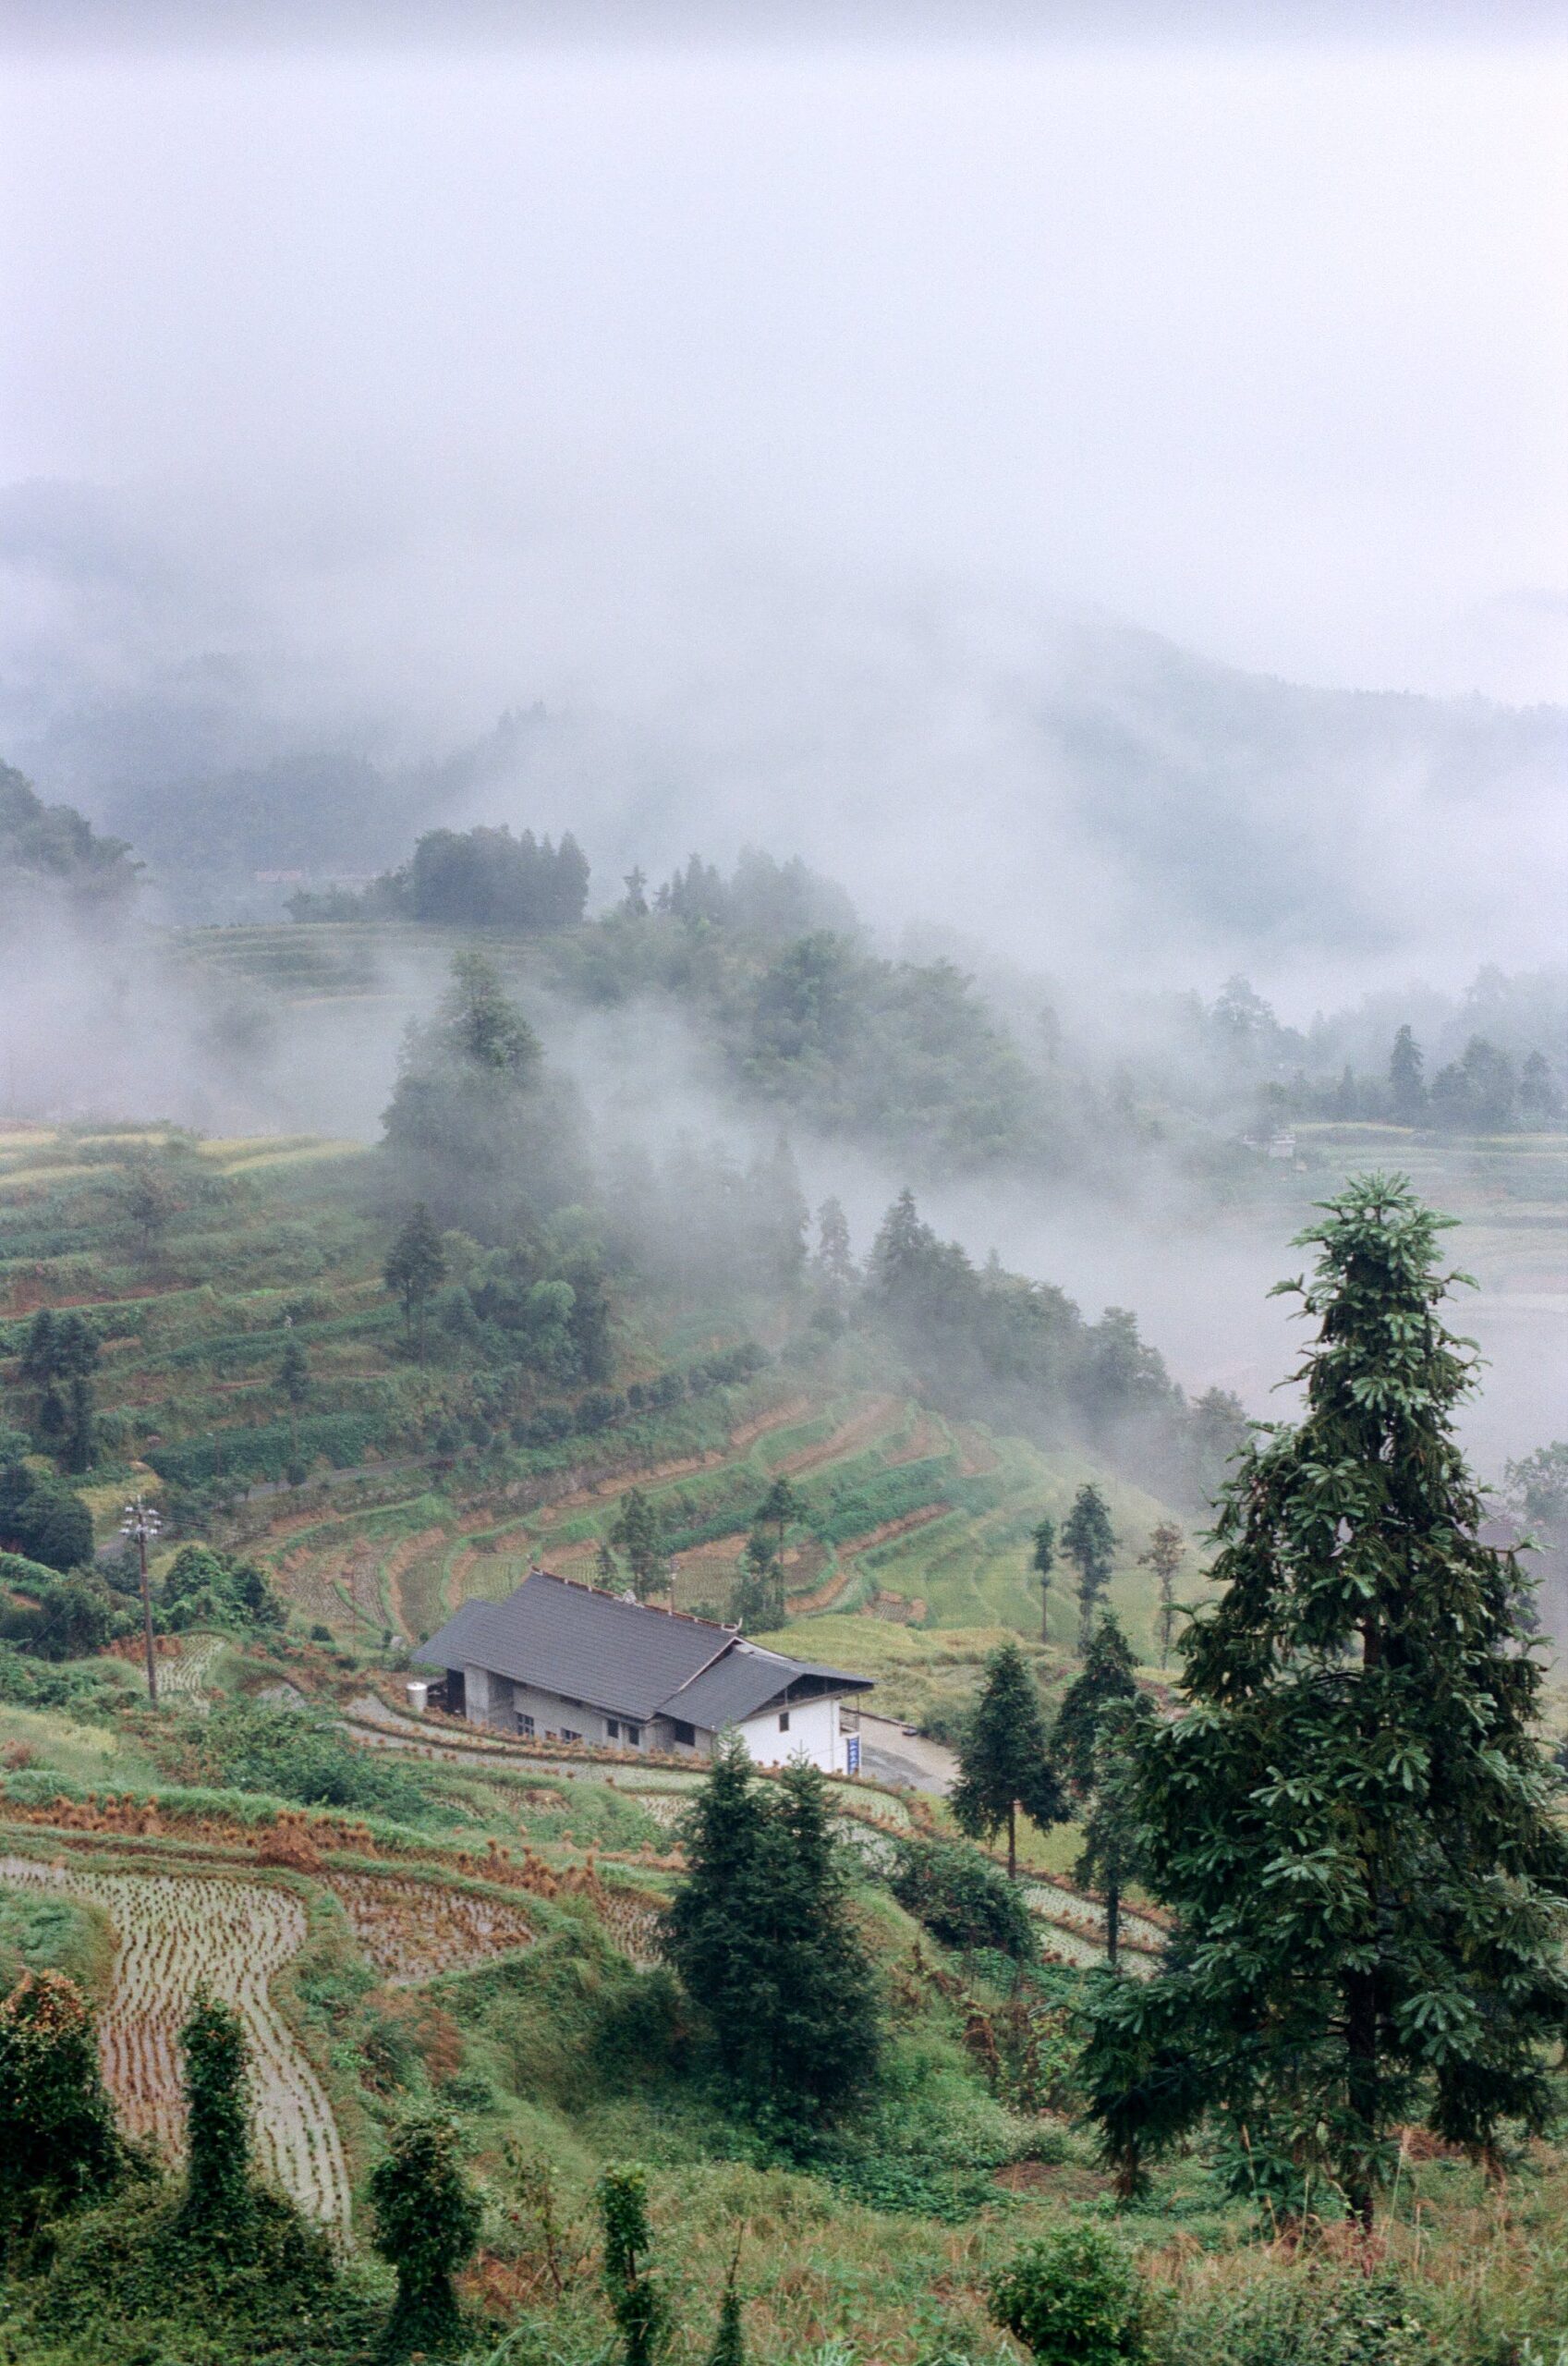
417 1568 873 1774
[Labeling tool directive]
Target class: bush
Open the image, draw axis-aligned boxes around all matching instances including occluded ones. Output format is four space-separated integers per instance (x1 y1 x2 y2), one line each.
1159 2267 1429 2366
0 1642 121 1713
200 1701 442 1823
989 2224 1145 2365
0 1461 94 1572
888 1836 1037 1959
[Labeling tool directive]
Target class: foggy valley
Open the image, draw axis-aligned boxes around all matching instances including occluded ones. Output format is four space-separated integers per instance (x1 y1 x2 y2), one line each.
0 9 1565 2364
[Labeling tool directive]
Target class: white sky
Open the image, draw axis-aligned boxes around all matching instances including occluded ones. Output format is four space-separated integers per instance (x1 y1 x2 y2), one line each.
3 23 1567 700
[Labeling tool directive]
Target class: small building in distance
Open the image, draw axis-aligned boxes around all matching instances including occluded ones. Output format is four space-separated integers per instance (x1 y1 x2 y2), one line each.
416 1568 873 1775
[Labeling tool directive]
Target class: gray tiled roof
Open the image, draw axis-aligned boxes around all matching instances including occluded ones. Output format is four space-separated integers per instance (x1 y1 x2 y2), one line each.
419 1573 732 1721
663 1641 872 1729
417 1570 871 1728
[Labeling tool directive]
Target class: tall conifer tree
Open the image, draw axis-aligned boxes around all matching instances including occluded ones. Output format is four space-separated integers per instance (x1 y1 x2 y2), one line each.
1063 1484 1116 1653
951 1641 1064 1878
1080 1176 1568 2226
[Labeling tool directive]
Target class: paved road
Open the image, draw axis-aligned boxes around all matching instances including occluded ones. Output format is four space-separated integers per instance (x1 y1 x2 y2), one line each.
857 1714 956 1794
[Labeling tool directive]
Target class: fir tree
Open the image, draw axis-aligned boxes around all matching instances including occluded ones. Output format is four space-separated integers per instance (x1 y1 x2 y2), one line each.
279 1337 310 1409
371 2112 482 2357
756 1473 805 1556
383 1203 446 1365
1079 1176 1568 2227
1138 1521 1185 1669
1063 1484 1116 1653
1074 1697 1149 1969
663 1740 880 2121
1054 1611 1137 1798
811 1197 856 1298
1030 1516 1056 1642
731 1531 785 1633
951 1640 1065 1878
1388 1024 1426 1124
610 1486 667 1603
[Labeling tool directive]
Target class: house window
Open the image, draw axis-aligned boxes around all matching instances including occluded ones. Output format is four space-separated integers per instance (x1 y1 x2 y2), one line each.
606 1719 620 1741
626 1725 641 1747
517 1714 536 1738
561 1728 582 1743
672 1719 696 1748
778 1711 791 1732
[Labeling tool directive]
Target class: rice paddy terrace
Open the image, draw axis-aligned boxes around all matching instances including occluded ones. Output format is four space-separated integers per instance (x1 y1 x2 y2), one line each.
0 1122 1194 1674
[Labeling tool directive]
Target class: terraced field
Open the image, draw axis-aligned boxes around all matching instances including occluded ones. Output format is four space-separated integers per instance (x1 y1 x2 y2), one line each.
0 1853 351 2230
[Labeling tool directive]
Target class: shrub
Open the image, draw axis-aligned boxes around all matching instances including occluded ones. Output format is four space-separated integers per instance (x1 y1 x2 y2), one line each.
0 1460 94 1572
597 2164 668 2366
988 2224 1145 2365
0 1969 130 2231
201 1701 441 1823
178 1992 254 2249
888 1836 1037 1958
370 2112 482 2357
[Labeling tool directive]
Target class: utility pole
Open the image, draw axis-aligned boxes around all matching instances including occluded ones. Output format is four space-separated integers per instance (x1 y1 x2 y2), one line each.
121 1496 164 1705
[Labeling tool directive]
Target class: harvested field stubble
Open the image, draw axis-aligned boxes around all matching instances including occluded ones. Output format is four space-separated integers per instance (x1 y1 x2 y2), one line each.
0 1853 351 2230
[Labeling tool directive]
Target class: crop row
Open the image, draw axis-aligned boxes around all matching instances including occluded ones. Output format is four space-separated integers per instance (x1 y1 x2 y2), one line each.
0 1854 352 2228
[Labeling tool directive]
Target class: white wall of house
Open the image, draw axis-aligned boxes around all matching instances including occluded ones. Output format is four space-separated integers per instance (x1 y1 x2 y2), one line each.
735 1690 844 1774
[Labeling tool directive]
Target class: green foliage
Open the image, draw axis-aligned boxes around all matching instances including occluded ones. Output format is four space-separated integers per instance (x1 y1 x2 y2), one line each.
1073 1697 1151 1968
0 760 139 903
988 2223 1145 2365
1062 1485 1117 1652
146 1404 391 1487
664 1740 881 2125
1054 1614 1137 1798
384 1201 447 1360
865 1191 1239 1511
0 1969 129 2235
0 1639 121 1711
177 1992 254 2250
951 1640 1065 1877
1137 1522 1185 1669
370 2111 483 2357
200 1700 441 1823
731 1531 785 1633
706 2274 747 2366
887 1835 1037 1959
163 1543 285 1632
597 2164 669 2366
0 1459 94 1572
611 1486 668 1603
381 952 584 1237
1031 1515 1056 1639
1080 1175 1568 2225
0 1566 131 1659
1159 2267 1430 2366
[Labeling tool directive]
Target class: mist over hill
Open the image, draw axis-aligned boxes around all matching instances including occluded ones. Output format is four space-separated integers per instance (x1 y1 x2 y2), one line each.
2 492 1564 1004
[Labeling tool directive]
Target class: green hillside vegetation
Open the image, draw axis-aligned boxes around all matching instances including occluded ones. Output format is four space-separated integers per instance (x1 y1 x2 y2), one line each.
0 762 140 908
0 1173 1565 2361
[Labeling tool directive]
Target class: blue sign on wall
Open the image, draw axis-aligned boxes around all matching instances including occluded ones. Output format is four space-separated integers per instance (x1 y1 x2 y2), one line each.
845 1733 861 1774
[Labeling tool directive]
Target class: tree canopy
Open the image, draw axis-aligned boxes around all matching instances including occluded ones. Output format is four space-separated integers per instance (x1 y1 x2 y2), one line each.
1078 1174 1568 2226
951 1640 1065 1879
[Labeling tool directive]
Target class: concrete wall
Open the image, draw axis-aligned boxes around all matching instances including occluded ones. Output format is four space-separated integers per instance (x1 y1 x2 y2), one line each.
735 1690 843 1774
462 1671 650 1750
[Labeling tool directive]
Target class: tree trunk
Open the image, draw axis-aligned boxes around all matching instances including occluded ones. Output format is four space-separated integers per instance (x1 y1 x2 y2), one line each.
1343 1964 1380 2234
1106 1872 1120 1967
1007 1799 1017 1881
1040 1584 1050 1643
